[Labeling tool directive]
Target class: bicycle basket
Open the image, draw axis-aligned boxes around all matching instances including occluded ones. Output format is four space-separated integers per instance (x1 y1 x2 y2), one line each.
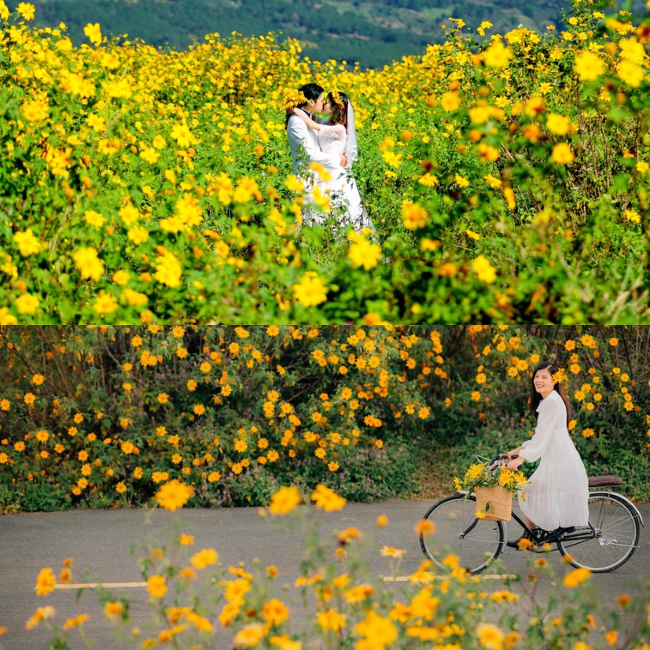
475 486 512 521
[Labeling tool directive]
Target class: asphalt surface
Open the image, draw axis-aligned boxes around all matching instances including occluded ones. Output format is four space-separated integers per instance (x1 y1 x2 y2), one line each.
1 499 648 650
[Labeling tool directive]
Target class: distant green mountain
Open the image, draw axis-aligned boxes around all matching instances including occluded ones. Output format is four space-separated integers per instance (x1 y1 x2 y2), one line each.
8 0 572 68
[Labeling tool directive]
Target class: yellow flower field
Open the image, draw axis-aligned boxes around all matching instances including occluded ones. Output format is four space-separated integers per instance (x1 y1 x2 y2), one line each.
2 1 650 322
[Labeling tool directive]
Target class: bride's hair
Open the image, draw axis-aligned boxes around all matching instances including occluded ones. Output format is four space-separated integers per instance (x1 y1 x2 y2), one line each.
327 91 349 131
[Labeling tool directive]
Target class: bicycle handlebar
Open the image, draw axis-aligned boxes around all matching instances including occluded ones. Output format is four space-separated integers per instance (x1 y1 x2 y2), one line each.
485 453 519 469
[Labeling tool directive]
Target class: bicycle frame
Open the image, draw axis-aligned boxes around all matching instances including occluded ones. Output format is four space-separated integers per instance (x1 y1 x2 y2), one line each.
453 495 559 551
457 486 644 551
462 454 645 551
428 456 644 573
508 509 596 550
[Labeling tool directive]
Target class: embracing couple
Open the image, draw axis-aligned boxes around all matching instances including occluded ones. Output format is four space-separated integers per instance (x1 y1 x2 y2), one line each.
286 83 373 232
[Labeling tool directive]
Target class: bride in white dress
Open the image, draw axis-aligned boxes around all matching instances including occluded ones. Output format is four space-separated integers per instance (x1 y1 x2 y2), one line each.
292 91 373 232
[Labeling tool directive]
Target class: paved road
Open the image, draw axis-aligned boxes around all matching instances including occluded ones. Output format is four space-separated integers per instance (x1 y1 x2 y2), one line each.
1 500 648 650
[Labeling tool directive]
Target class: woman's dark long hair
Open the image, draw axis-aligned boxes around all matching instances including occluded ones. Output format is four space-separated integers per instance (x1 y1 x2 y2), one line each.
327 91 349 131
529 362 571 427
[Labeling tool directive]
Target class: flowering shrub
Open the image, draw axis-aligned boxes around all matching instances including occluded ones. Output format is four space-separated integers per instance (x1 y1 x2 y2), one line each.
434 325 650 444
0 325 442 511
1 325 650 512
4 483 650 650
2 2 650 322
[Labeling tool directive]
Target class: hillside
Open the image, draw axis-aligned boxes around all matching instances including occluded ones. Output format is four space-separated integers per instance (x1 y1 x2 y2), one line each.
9 0 571 68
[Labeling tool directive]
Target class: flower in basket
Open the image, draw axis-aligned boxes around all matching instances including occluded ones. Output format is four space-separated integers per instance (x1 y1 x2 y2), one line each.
455 462 528 521
496 467 528 494
455 462 527 497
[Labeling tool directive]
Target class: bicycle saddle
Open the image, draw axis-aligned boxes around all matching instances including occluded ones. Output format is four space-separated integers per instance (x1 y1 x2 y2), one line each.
588 475 623 488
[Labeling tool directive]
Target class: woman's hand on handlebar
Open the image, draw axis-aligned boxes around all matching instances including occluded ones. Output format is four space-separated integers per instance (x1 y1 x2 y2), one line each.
504 447 522 460
502 447 525 470
506 456 525 470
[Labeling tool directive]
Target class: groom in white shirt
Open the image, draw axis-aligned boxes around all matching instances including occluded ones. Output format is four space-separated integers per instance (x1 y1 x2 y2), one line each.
286 83 347 225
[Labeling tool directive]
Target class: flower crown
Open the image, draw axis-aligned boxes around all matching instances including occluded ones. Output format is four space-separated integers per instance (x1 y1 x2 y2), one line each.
284 89 308 111
330 90 345 110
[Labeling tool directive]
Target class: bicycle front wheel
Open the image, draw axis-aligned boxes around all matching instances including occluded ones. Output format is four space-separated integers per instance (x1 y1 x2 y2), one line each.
557 491 641 573
419 494 505 575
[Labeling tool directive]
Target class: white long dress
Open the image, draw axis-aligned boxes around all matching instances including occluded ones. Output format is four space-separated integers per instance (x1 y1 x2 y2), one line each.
286 112 341 228
316 123 373 232
518 390 590 531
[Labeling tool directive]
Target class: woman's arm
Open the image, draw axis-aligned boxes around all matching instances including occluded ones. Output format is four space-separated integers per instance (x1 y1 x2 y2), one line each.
505 446 524 459
506 446 524 457
515 398 561 463
292 108 321 131
286 117 341 169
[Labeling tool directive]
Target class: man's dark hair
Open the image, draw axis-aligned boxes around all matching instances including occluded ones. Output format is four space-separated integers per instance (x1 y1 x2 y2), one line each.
299 83 324 103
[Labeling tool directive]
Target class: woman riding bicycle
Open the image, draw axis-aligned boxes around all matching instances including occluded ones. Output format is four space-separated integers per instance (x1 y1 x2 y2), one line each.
505 362 590 548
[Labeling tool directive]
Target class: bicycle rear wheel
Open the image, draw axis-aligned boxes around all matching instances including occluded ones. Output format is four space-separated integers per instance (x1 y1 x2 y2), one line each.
419 494 505 575
557 491 641 573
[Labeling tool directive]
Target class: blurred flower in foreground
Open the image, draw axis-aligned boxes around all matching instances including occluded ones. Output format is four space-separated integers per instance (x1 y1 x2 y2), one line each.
156 480 194 511
25 606 55 631
269 486 302 515
311 484 346 512
35 568 56 596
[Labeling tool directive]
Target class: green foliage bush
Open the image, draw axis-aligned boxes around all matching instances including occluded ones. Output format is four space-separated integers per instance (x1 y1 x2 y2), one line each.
2 325 650 511
0 325 437 510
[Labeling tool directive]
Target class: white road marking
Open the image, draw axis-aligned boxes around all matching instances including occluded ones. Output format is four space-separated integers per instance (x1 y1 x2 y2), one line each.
383 574 516 581
54 575 517 590
54 582 147 589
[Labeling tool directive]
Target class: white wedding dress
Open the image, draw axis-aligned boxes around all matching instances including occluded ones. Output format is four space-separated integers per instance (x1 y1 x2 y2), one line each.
517 390 590 531
316 124 373 231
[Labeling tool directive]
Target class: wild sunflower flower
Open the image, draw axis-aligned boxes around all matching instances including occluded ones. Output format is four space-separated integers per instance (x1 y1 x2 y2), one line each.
269 486 301 515
35 568 56 596
156 479 194 511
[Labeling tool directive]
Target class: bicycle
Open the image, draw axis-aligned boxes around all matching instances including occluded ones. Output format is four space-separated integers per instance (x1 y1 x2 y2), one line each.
419 454 644 574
